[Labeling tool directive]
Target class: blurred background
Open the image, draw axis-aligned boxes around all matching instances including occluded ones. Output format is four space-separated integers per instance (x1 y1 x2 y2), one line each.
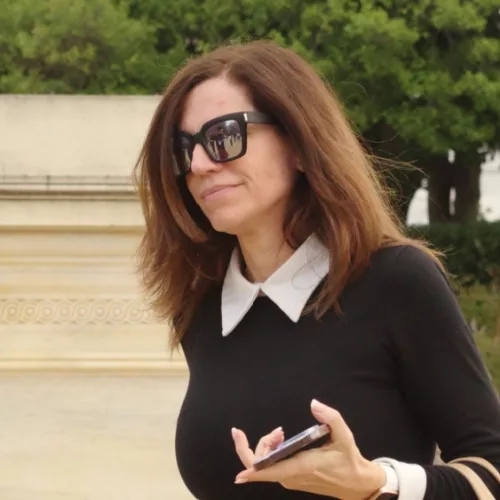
0 1 498 499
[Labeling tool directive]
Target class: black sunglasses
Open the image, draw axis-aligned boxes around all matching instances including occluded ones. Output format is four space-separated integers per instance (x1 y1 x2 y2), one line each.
175 111 275 177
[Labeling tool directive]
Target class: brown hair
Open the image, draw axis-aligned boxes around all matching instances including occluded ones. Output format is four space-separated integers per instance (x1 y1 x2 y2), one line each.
134 40 443 349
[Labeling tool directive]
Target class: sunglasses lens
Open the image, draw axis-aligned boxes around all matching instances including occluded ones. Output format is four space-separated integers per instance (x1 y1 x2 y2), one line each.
205 120 242 162
177 136 192 174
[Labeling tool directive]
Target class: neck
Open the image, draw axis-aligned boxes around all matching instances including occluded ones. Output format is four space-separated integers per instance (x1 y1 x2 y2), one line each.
237 230 295 283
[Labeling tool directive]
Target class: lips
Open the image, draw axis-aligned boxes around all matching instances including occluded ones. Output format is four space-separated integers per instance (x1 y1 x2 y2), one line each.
200 184 240 200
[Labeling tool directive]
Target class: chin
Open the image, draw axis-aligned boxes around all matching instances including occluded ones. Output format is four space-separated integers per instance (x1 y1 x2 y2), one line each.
205 211 248 236
208 218 243 235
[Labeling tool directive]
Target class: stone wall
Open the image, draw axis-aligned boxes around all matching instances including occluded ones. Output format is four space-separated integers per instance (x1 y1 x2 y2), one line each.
0 94 185 372
0 95 195 500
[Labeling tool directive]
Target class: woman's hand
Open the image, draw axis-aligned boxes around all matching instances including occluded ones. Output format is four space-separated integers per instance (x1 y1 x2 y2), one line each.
232 399 386 500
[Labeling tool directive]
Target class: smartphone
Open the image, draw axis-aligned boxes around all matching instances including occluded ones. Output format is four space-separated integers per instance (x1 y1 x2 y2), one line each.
252 424 331 471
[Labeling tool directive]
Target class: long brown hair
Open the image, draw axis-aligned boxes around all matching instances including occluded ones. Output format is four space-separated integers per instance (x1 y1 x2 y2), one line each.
134 40 443 349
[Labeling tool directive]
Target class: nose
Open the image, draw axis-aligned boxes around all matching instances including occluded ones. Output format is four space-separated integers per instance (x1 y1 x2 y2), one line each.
189 144 221 175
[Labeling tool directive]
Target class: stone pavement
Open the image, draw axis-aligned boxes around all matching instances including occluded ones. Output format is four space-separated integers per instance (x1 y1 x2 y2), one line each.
0 372 193 500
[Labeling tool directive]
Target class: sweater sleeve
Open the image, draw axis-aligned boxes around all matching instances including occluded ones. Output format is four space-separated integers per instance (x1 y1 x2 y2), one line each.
384 245 500 500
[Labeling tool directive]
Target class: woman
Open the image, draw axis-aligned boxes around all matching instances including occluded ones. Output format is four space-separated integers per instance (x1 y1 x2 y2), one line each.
134 41 500 500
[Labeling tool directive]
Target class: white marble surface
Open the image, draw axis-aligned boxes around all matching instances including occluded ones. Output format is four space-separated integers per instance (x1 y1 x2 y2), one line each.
0 373 193 500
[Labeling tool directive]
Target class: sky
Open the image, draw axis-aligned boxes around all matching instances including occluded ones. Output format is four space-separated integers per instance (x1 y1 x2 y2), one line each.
407 153 500 225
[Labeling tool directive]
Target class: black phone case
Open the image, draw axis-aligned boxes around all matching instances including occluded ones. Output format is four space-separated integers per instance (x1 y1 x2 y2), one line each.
253 424 330 471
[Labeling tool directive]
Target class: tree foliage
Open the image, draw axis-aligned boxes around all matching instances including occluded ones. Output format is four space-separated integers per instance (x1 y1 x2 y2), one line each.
2 0 498 221
126 0 499 221
0 0 164 93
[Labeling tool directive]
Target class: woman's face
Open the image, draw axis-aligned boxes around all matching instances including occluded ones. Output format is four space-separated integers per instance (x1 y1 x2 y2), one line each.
180 77 299 237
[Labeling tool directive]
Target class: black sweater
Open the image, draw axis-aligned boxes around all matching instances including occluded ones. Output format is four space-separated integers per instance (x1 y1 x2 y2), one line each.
175 245 500 499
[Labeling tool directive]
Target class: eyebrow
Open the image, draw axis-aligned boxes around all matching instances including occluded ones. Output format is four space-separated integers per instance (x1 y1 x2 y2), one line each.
178 119 206 136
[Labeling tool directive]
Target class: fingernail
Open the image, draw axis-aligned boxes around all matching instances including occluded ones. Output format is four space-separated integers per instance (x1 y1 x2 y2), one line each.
231 427 238 438
311 399 324 408
273 426 283 433
235 478 248 484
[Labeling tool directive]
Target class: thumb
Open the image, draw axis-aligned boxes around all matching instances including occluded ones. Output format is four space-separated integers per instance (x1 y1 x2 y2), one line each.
311 399 354 445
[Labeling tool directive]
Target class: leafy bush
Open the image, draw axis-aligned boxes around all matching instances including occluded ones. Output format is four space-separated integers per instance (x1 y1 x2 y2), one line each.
408 221 500 287
458 285 500 334
476 334 500 392
410 220 500 389
0 0 163 94
407 222 500 388
457 285 500 391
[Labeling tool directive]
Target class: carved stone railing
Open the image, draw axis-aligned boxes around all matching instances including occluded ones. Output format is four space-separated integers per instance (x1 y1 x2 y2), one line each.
0 175 186 372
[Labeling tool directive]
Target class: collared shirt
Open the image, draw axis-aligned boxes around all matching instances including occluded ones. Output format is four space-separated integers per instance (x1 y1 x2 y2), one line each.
221 233 330 336
218 234 427 499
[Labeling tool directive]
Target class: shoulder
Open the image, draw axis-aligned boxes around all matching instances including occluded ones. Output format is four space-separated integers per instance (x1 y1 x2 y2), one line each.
362 244 458 311
365 244 467 334
369 244 448 290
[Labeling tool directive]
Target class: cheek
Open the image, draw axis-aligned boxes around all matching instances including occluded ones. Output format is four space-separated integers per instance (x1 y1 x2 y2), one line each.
251 142 297 194
262 137 297 188
247 163 298 205
185 176 198 201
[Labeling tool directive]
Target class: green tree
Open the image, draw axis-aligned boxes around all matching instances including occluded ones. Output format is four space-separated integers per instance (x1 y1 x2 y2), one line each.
0 0 164 93
126 0 499 223
383 1 500 223
3 0 497 223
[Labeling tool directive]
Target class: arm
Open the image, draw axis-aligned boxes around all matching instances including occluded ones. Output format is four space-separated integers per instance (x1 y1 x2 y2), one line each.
385 245 500 500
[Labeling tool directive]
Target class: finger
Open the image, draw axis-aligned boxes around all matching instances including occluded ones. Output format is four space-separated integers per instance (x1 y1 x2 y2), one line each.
255 427 284 458
232 428 255 469
236 449 304 484
310 399 354 445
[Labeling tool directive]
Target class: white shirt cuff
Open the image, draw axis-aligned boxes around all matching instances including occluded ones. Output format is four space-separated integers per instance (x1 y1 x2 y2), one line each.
373 457 427 500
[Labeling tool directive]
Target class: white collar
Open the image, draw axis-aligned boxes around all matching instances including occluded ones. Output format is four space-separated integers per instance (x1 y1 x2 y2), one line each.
221 234 330 336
